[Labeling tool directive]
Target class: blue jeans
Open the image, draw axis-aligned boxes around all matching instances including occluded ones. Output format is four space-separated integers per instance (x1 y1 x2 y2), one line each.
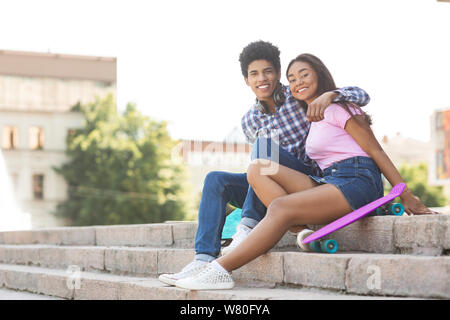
194 138 316 262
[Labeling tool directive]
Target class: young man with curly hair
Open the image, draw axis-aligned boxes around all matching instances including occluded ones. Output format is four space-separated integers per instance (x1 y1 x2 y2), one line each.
158 41 370 286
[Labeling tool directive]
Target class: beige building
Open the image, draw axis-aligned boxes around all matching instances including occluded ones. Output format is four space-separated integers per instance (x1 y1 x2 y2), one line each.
430 109 450 202
379 133 432 167
0 50 116 228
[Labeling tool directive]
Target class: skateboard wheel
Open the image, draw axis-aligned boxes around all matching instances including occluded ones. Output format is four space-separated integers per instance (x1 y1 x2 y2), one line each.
375 207 385 215
309 241 322 253
296 229 314 252
321 239 338 253
390 203 404 216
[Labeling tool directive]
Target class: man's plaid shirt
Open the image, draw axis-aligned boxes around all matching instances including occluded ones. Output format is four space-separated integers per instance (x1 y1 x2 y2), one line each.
241 86 370 175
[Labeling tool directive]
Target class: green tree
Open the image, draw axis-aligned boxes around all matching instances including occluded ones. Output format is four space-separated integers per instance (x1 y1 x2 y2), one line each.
385 162 447 207
54 94 194 226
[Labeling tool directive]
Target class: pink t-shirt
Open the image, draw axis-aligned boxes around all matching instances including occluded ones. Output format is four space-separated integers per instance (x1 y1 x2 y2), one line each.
305 103 369 171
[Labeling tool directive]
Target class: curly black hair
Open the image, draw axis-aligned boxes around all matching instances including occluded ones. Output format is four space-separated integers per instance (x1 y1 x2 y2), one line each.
239 40 281 77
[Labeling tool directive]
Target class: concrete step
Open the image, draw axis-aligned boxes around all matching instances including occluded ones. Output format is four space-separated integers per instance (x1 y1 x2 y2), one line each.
0 263 422 300
0 245 448 299
0 215 448 255
0 287 63 300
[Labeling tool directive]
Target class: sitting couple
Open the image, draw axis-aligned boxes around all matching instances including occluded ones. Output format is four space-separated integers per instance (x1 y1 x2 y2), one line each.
159 40 436 290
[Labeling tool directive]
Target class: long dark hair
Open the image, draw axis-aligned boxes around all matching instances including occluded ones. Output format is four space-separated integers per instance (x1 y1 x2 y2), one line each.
286 53 372 125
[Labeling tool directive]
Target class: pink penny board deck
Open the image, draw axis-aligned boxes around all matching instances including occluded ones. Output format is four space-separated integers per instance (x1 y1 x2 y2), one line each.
302 183 406 244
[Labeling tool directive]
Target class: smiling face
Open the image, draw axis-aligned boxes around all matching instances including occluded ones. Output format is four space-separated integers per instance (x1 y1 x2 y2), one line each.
287 61 319 105
245 59 281 103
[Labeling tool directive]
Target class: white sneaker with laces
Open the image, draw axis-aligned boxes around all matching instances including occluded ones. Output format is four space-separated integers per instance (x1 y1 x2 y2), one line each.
175 264 235 290
158 260 208 286
221 224 252 255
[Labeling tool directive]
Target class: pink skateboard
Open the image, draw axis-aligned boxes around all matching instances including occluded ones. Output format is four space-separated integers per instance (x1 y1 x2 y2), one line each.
302 183 406 247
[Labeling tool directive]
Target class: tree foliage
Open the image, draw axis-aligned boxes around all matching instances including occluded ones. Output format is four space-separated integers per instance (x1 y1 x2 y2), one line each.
54 94 193 226
385 162 447 207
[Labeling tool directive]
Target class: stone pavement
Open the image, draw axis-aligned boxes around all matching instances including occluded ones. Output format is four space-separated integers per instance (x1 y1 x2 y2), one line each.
0 288 62 300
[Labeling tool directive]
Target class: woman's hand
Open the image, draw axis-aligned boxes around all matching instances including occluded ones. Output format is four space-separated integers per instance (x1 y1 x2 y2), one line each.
400 189 439 215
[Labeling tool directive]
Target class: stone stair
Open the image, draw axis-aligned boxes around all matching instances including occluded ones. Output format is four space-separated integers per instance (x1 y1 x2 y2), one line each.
0 215 448 300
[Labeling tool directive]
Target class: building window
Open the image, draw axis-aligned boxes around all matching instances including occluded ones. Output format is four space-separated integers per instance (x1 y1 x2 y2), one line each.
2 126 18 150
32 174 44 200
30 126 45 150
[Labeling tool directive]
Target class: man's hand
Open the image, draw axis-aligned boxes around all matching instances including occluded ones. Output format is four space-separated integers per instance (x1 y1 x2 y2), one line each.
307 91 338 122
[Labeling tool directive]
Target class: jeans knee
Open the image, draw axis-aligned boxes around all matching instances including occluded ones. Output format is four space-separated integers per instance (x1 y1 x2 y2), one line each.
204 171 226 189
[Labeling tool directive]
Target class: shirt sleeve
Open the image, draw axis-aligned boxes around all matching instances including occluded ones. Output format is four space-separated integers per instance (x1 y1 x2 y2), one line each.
332 86 370 107
241 111 257 144
325 104 356 129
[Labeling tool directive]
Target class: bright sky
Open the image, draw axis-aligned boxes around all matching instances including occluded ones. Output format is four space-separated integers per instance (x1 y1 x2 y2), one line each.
1 0 449 143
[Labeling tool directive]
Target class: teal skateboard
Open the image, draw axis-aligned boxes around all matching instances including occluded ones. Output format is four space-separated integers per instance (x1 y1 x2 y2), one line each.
221 208 242 247
302 183 406 252
296 229 338 253
299 183 406 254
374 202 404 216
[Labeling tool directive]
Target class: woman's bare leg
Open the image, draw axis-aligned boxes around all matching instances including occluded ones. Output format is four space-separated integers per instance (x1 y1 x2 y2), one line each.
247 159 316 207
216 183 352 272
247 159 317 233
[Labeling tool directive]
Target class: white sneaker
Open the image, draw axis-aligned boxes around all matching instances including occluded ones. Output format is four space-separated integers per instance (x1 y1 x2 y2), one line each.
158 260 208 286
221 224 252 255
175 264 235 290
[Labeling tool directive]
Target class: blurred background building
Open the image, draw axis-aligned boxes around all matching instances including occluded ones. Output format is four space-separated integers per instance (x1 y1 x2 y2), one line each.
0 50 116 228
430 109 450 197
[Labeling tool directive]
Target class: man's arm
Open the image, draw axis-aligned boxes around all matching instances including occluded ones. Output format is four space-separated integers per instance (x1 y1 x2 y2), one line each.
307 86 370 122
241 111 257 144
332 86 370 107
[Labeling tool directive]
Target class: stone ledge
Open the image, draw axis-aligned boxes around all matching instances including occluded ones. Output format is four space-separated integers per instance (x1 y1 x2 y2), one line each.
393 215 449 255
0 246 448 298
346 254 450 299
0 222 197 248
307 214 450 255
0 264 418 300
0 215 447 255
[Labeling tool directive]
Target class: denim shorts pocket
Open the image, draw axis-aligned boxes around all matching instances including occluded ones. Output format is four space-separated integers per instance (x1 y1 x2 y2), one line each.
357 168 382 195
330 165 356 178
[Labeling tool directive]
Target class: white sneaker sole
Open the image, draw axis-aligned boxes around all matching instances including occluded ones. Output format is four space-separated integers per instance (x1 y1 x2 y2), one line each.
158 274 177 286
175 279 235 290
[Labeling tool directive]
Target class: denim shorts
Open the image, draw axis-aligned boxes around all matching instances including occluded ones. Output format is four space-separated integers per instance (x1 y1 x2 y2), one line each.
308 156 384 211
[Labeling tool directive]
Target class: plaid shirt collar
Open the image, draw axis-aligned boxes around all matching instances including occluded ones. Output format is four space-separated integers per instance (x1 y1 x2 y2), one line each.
241 85 370 175
242 84 317 170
